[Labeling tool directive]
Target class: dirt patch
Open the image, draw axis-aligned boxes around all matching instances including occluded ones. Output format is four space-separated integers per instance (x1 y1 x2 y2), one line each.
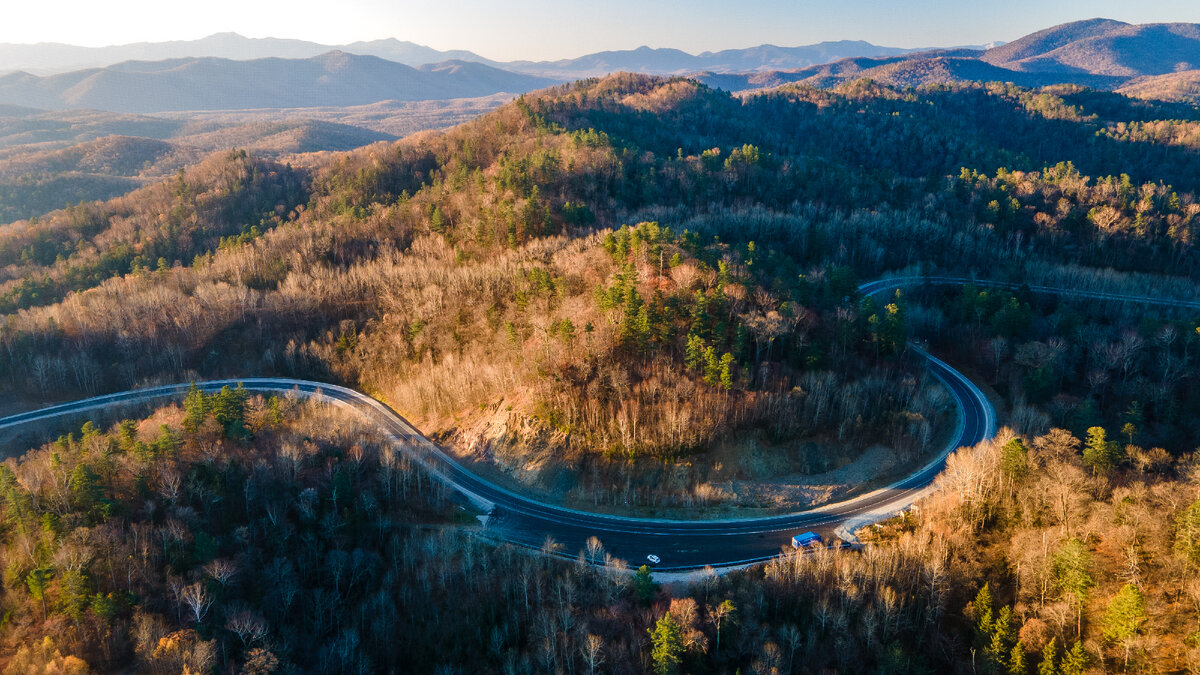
436 391 955 519
726 444 907 510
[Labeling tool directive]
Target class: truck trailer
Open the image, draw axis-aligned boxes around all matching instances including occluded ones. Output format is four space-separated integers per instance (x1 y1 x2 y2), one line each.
791 532 823 548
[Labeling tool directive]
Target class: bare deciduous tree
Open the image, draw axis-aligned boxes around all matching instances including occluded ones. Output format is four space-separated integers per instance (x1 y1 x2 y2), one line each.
580 633 605 675
179 582 213 625
226 609 269 648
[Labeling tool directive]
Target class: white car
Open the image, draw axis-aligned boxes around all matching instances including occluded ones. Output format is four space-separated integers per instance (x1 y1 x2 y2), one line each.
646 554 661 564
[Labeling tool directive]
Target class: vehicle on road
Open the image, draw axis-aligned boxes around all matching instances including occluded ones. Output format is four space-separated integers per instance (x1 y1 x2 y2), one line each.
646 554 661 564
792 532 823 548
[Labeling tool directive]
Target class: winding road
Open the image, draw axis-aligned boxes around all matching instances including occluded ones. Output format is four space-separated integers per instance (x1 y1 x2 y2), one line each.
2 277 1196 570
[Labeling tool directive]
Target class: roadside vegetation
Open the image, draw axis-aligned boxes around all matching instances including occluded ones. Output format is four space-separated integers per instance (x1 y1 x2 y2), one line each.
1 72 1200 671
909 281 1200 451
3 402 1200 672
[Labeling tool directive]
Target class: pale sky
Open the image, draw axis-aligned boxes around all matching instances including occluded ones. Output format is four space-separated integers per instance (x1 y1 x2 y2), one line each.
5 0 1200 61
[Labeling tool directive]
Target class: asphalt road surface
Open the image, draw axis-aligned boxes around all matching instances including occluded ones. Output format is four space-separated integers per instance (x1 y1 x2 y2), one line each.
2 277 1192 570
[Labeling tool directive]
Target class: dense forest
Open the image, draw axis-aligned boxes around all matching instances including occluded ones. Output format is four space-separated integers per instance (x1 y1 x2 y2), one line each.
3 400 1200 672
907 282 1200 451
4 76 1199 502
2 72 1200 671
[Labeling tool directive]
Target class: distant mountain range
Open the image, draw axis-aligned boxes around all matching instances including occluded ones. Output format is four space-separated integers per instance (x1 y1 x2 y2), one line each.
0 33 499 75
693 19 1200 99
693 48 1126 92
501 41 928 79
0 52 555 113
0 33 953 78
7 19 1200 115
0 35 955 114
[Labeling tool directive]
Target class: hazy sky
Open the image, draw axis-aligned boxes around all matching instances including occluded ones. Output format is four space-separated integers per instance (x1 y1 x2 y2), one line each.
6 0 1200 60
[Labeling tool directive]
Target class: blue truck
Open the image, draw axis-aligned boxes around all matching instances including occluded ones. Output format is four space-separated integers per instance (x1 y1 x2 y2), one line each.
791 532 823 548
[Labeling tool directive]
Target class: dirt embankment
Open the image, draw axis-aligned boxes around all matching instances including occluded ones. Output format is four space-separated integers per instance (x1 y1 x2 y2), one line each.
437 392 954 519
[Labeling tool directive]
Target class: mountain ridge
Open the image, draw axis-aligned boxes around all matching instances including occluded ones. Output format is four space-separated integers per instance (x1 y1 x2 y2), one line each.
11 19 1200 111
981 18 1130 65
0 32 951 78
0 32 502 74
695 19 1200 95
0 51 556 113
984 19 1200 77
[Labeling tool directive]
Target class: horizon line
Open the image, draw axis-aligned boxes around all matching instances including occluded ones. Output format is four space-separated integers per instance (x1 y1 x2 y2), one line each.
0 29 1018 65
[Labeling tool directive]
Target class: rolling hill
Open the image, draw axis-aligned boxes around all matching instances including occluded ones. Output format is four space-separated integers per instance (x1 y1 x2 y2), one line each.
983 19 1200 77
0 94 517 222
0 107 183 147
980 18 1130 66
1117 70 1200 102
0 51 557 113
693 50 1126 93
692 50 977 91
0 134 184 176
696 20 1200 94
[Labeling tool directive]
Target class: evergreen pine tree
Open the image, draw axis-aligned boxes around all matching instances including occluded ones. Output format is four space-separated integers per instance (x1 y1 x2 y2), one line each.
685 335 706 373
1000 437 1030 485
973 583 995 645
634 565 656 605
183 384 208 434
1037 637 1058 675
1008 642 1028 675
649 613 685 675
987 606 1017 674
211 384 249 438
719 352 735 391
1102 584 1146 667
703 346 720 386
25 567 51 618
1082 426 1120 475
1060 641 1088 675
1052 539 1095 638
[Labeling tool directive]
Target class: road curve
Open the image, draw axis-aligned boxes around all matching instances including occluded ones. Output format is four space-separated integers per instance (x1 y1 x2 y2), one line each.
1 277 1191 570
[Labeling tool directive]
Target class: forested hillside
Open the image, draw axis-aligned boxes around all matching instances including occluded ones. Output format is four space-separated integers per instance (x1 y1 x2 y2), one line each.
2 72 1200 671
4 75 1200 506
0 150 307 313
0 97 507 224
3 394 1200 671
